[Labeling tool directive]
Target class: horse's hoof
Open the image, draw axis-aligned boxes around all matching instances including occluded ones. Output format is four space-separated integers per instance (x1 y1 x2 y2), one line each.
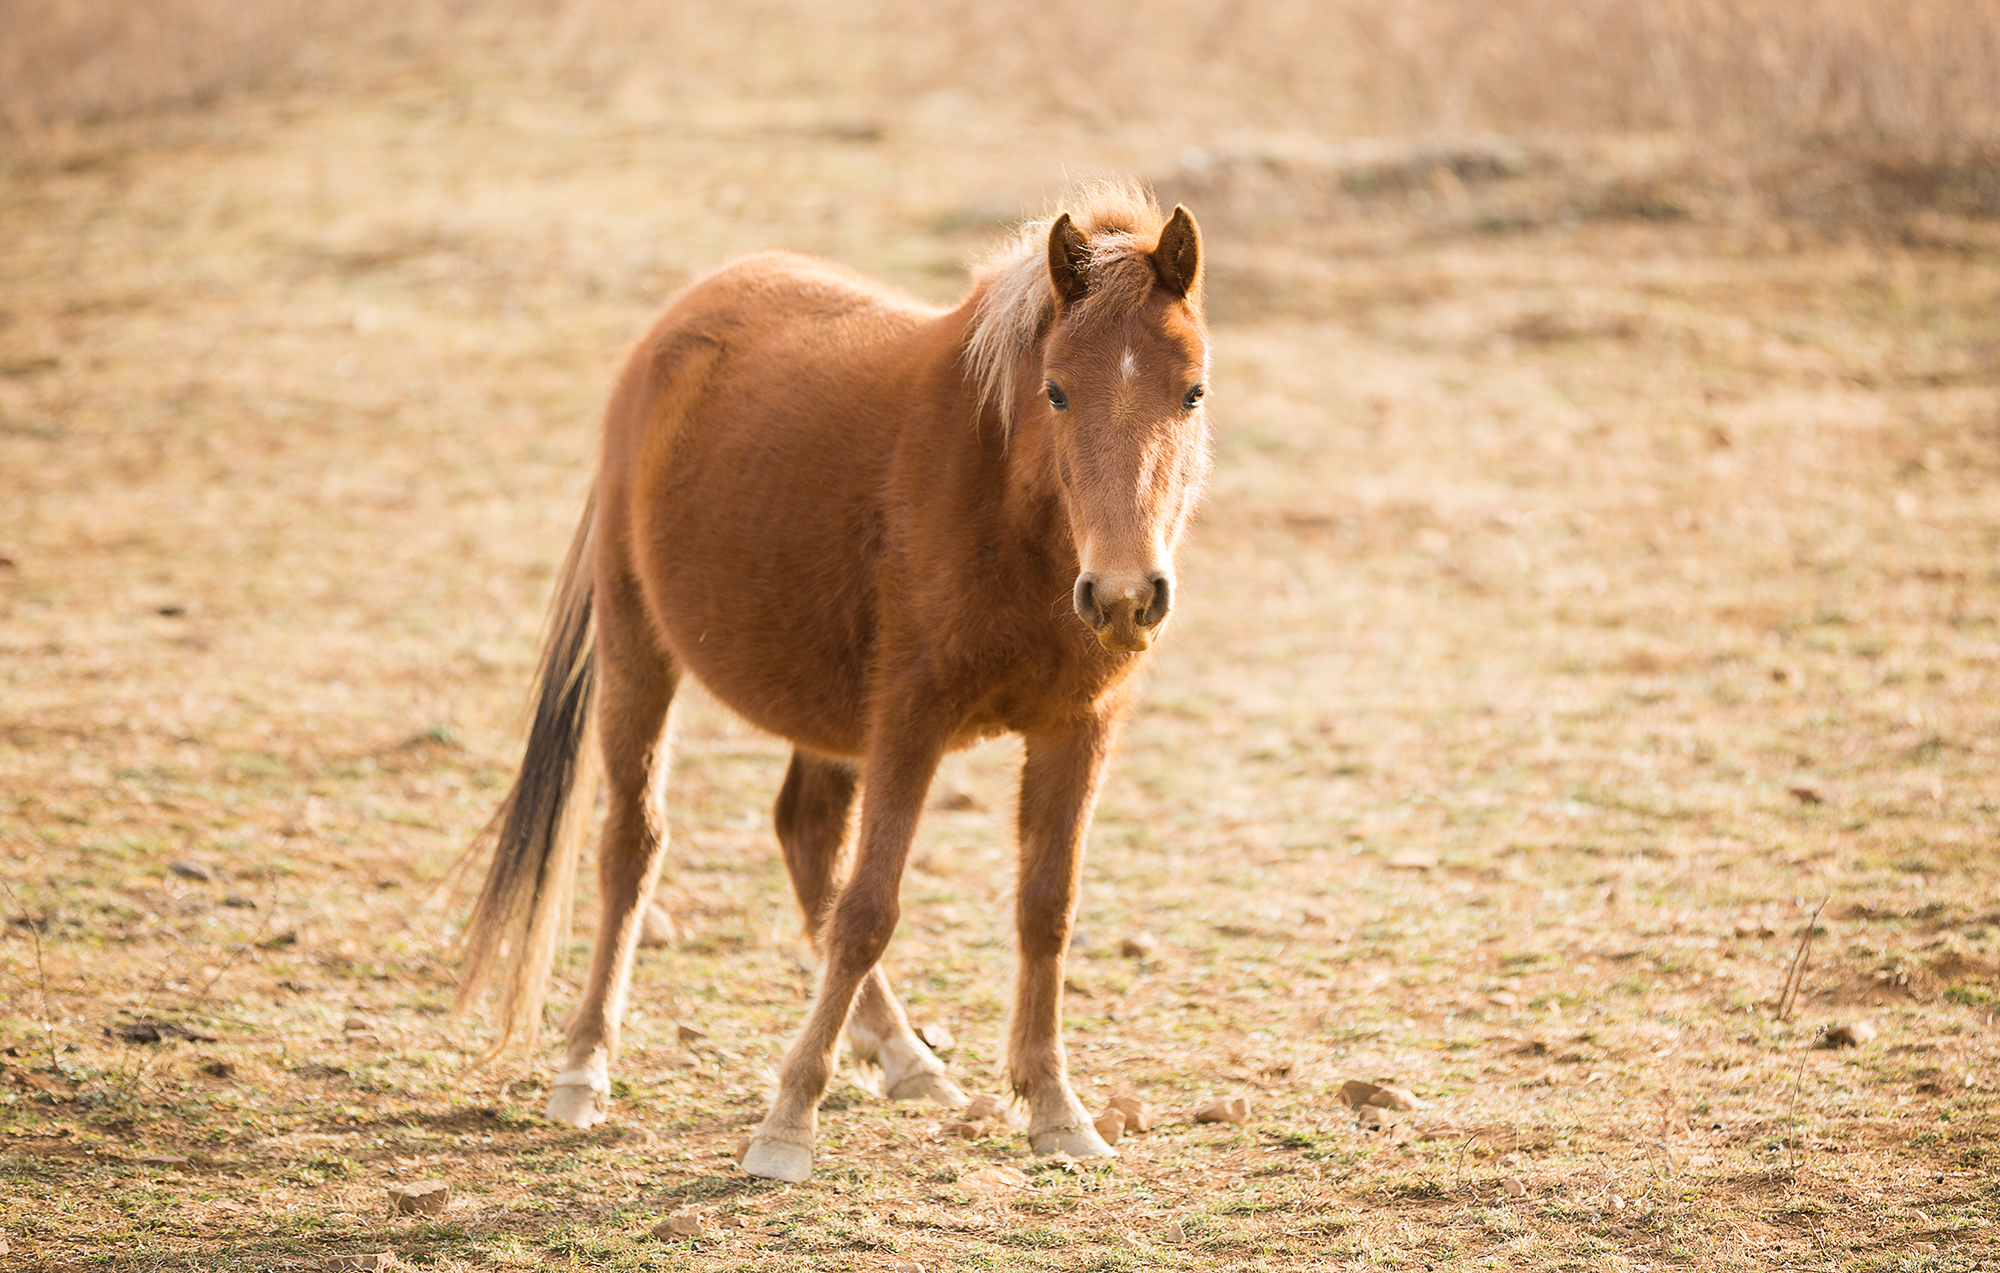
1029 1123 1117 1158
739 1134 813 1183
546 1062 610 1128
885 1069 967 1106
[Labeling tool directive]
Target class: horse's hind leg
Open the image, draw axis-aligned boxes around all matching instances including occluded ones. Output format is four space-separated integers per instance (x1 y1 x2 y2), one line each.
775 751 965 1107
1008 719 1119 1157
547 567 679 1128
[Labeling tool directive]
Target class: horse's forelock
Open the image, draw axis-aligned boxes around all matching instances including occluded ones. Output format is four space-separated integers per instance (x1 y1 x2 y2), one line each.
966 184 1175 435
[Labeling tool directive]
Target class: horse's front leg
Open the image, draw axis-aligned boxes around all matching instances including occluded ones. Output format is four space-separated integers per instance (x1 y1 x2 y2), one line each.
774 751 964 1107
740 710 952 1183
1010 715 1121 1157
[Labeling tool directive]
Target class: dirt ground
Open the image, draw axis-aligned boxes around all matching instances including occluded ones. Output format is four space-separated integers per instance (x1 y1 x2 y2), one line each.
3 28 1999 1273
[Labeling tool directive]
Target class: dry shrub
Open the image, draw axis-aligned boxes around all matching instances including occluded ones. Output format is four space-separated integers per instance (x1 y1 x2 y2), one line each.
0 0 323 134
1332 0 2000 155
535 0 2000 157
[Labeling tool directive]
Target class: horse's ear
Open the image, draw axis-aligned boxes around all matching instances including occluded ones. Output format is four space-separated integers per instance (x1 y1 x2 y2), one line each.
1152 204 1202 297
1047 212 1091 305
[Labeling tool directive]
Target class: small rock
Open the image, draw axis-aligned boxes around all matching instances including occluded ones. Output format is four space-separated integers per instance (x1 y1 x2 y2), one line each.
652 1210 706 1239
932 788 980 812
1385 851 1438 871
386 1180 449 1216
658 1051 701 1069
138 1154 188 1166
1788 783 1836 806
914 1021 956 1054
940 1120 982 1140
323 1256 396 1272
1609 1194 1626 1211
1106 1094 1156 1132
1337 1080 1423 1111
1488 991 1519 1008
890 1262 926 1273
676 1023 707 1045
0 1234 8 1256
224 893 257 909
1502 1177 1528 1199
169 860 219 883
1162 1219 1187 1244
1092 1109 1126 1145
957 1164 1030 1196
1822 1020 1877 1048
638 903 677 949
1119 933 1159 959
114 1018 217 1045
343 1016 373 1033
962 1094 1008 1123
1193 1096 1250 1125
1355 1103 1403 1131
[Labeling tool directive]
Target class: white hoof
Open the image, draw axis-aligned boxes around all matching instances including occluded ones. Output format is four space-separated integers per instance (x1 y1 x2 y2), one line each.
1029 1123 1117 1158
872 1033 964 1106
886 1069 968 1106
546 1057 610 1128
739 1133 813 1182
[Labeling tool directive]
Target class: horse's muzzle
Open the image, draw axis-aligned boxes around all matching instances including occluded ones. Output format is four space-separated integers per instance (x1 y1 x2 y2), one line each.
1073 571 1172 652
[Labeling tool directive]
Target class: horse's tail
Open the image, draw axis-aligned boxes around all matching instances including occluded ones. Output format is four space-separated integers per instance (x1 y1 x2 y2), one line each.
455 489 599 1054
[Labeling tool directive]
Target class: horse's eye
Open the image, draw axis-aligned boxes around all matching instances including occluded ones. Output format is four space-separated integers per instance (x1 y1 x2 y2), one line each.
1047 383 1068 410
1182 383 1206 411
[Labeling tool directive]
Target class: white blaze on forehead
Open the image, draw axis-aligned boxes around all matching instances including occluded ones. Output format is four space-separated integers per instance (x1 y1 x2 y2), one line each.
1120 347 1137 381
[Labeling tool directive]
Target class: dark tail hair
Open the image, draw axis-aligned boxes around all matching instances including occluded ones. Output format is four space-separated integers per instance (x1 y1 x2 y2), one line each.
455 490 599 1053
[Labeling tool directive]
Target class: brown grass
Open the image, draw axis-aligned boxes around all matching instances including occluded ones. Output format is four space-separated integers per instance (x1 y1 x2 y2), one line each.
2 9 1999 1273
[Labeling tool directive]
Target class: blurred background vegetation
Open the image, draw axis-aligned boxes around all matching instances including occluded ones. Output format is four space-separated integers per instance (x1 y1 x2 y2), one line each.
6 0 1997 165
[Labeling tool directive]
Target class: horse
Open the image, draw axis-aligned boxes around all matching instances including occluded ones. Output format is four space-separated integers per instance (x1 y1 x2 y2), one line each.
456 183 1213 1183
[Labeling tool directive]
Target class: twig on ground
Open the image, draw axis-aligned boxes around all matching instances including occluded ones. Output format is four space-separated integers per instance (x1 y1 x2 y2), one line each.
187 863 284 1013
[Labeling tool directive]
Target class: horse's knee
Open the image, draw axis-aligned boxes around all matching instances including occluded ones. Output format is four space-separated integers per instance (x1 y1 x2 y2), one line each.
825 889 899 973
1015 879 1075 961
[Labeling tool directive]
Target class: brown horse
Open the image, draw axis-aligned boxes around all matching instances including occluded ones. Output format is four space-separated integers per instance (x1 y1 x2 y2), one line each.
457 184 1212 1182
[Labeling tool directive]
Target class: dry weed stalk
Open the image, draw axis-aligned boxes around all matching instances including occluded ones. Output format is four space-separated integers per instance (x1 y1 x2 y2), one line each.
0 877 59 1073
1775 897 1830 1022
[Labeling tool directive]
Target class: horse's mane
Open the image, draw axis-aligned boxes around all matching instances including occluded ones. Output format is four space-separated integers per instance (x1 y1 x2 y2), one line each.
965 182 1176 434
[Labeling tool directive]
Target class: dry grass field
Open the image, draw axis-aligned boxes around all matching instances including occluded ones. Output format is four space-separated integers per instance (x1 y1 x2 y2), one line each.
3 5 1999 1271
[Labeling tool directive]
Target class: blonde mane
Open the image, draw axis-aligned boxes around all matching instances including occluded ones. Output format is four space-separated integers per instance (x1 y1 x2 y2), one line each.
964 183 1178 433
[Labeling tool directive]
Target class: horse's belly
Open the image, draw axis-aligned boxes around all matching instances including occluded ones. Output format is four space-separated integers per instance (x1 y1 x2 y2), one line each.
634 478 877 759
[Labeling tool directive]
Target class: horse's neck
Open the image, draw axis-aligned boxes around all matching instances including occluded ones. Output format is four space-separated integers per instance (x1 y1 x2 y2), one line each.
993 367 1078 576
928 292 1078 577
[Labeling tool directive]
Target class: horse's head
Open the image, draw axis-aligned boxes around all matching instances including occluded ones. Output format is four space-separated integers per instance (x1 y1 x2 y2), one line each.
1042 205 1212 654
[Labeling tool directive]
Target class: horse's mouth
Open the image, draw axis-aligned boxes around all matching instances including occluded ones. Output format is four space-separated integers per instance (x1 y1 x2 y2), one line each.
1090 624 1155 654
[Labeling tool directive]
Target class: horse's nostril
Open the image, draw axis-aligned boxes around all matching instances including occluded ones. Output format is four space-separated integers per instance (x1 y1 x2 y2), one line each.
1142 573 1172 627
1073 575 1101 626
